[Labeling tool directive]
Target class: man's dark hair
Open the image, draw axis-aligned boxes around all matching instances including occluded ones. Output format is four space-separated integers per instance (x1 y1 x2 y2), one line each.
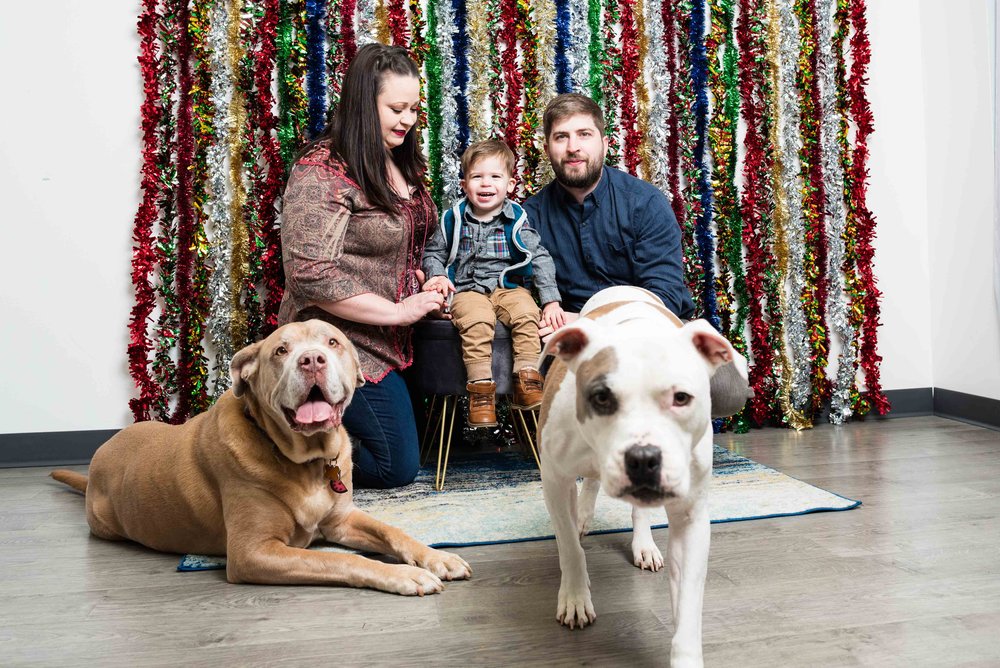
306 43 426 213
542 93 606 140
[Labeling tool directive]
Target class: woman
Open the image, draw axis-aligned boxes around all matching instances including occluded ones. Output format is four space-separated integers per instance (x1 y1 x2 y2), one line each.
278 43 444 488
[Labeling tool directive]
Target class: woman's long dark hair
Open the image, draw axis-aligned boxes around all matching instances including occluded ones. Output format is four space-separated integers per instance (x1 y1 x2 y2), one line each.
304 43 426 213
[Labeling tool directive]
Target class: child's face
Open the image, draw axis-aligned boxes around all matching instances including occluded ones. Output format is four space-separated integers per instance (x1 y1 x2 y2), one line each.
461 155 515 218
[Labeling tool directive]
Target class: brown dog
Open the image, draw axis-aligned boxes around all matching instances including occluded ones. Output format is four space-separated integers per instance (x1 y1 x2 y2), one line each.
51 319 471 595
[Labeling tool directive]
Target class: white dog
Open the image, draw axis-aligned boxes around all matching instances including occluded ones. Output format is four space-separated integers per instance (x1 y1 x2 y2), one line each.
538 286 738 667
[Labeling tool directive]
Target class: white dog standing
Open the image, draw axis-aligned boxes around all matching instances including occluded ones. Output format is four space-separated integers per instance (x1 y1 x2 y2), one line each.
538 286 739 667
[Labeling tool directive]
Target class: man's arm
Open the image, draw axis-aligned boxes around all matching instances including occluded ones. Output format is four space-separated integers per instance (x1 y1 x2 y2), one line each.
633 191 696 319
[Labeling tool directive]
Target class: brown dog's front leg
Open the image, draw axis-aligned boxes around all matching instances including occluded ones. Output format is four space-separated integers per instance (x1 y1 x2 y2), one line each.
226 538 445 595
323 509 472 581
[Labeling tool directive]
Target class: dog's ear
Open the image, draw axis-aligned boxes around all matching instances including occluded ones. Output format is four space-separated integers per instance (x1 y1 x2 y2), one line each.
681 319 735 374
230 341 263 397
539 319 601 367
345 338 365 388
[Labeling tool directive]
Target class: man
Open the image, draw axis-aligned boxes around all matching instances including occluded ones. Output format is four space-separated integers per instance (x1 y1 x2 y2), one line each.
524 93 750 417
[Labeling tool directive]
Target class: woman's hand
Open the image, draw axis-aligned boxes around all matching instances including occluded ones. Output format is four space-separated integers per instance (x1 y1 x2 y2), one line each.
395 291 446 325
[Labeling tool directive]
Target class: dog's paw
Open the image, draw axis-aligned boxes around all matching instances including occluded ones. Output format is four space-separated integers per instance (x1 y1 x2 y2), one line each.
417 548 472 581
670 641 704 668
383 564 444 596
556 586 596 630
631 536 664 572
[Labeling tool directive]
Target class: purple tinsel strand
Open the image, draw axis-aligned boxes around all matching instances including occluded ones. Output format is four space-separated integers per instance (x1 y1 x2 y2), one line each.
306 0 327 138
555 0 572 93
453 0 470 151
689 0 720 330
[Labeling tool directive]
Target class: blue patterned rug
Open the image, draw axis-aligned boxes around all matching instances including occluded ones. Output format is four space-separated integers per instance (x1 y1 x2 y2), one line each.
179 445 858 571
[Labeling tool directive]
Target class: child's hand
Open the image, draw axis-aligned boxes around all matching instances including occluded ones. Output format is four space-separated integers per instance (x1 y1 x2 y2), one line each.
422 275 455 298
541 302 567 330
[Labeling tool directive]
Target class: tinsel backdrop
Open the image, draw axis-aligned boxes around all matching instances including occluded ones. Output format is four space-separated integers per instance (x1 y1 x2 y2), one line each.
128 0 889 432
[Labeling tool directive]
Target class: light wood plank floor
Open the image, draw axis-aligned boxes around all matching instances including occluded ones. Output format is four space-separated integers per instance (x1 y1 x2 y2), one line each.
2 416 999 667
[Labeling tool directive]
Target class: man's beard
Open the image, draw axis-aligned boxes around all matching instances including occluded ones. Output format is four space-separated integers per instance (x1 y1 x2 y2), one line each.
553 153 604 190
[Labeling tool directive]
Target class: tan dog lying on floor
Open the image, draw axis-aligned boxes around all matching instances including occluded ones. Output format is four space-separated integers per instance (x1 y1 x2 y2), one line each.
51 319 470 595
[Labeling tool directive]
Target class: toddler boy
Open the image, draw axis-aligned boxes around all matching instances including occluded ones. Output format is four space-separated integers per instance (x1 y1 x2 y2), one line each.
422 140 565 427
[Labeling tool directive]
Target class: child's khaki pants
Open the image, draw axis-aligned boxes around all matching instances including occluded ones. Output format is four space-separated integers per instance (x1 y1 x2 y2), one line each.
450 287 541 381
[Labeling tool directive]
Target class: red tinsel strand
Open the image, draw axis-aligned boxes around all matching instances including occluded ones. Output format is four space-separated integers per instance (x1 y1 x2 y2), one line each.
517 0 542 196
796 0 831 412
848 0 889 415
339 0 357 62
663 0 683 226
737 0 777 426
619 0 641 175
500 0 524 173
675 0 704 309
388 0 410 47
252 0 285 333
240 5 266 343
601 0 622 164
170 0 197 424
129 0 166 423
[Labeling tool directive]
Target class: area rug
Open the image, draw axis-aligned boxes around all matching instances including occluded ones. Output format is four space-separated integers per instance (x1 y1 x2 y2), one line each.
178 445 859 571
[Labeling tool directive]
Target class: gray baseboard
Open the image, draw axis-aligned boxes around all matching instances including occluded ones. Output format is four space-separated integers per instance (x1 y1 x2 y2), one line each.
0 429 118 469
881 388 934 417
933 388 1000 431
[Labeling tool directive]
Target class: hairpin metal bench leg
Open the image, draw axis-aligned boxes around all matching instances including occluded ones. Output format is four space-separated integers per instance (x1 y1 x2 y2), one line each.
435 396 457 491
513 407 541 469
420 394 441 467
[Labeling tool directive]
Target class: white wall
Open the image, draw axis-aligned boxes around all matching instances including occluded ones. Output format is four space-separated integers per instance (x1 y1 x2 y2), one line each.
0 1 996 436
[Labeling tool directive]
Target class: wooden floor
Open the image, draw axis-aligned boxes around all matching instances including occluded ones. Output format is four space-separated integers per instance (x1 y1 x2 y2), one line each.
3 416 999 667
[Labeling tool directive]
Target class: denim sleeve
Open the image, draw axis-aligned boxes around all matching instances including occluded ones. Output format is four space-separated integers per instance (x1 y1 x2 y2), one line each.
519 224 562 306
421 211 450 279
634 192 696 319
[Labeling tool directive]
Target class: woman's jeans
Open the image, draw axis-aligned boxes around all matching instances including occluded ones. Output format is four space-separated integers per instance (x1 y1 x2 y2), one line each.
343 370 421 489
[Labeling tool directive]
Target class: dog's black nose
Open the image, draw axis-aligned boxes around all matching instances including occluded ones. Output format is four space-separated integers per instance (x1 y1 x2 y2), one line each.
298 351 327 372
624 445 662 486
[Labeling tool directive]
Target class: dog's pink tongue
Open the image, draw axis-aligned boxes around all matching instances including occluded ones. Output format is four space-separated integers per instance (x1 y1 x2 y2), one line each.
295 401 334 424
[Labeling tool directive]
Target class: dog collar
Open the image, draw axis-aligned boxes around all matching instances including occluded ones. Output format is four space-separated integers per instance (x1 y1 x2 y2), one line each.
325 457 348 494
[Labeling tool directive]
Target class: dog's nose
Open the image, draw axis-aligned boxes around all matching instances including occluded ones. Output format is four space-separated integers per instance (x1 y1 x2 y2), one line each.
624 445 662 486
298 351 327 373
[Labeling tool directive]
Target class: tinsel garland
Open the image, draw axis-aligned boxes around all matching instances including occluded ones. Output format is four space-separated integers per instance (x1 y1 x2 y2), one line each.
358 0 378 45
554 0 572 93
249 0 285 334
170 0 200 423
517 0 543 195
795 0 831 413
152 3 181 423
633 0 653 181
619 0 641 175
439 0 463 203
587 0 603 103
643 0 670 193
687 0 719 330
500 0 524 169
768 0 812 430
569 0 591 93
410 0 432 164
129 0 166 422
276 0 310 170
600 0 622 163
187 0 214 416
325 0 346 104
426 0 444 205
706 0 749 432
451 0 470 151
737 0 779 425
205 0 236 398
466 0 491 141
226 0 250 352
306 0 328 138
664 0 681 205
817 0 855 424
674 0 703 310
846 0 889 415
534 0 557 185
340 0 358 60
387 0 409 46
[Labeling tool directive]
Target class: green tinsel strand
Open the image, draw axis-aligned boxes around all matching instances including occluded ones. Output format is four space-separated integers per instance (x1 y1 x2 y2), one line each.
425 0 444 208
587 0 603 107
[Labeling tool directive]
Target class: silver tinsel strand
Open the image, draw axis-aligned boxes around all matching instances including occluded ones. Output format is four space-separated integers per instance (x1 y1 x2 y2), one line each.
569 0 590 94
356 0 377 47
437 0 462 204
644 0 671 196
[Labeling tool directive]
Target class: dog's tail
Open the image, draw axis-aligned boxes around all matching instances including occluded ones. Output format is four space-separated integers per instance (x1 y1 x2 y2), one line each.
50 470 88 494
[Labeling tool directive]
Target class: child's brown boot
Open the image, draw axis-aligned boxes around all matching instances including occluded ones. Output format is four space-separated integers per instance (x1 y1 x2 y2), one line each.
466 380 498 427
512 368 544 409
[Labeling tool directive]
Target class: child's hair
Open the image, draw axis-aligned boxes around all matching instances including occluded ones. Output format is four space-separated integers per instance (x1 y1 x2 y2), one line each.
461 140 516 178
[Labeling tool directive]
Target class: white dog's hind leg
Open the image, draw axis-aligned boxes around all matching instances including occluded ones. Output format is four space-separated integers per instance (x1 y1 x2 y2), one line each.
576 478 600 538
542 470 596 629
631 506 664 571
665 494 709 668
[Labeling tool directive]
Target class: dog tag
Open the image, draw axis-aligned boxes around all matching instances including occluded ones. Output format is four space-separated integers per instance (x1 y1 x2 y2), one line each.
325 464 348 494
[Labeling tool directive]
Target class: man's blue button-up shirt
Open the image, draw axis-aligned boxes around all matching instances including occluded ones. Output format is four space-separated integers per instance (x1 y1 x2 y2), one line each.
523 165 696 318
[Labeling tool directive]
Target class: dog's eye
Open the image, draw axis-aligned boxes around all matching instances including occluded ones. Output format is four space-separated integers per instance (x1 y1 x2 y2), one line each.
328 338 340 348
673 392 691 407
588 387 617 415
275 346 288 357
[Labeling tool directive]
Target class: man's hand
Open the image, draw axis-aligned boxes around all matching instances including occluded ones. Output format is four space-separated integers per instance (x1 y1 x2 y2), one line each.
422 275 455 299
538 310 579 342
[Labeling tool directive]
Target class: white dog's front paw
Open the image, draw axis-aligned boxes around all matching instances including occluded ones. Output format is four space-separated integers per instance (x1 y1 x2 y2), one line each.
577 509 594 538
631 534 664 571
670 640 704 668
556 584 596 629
